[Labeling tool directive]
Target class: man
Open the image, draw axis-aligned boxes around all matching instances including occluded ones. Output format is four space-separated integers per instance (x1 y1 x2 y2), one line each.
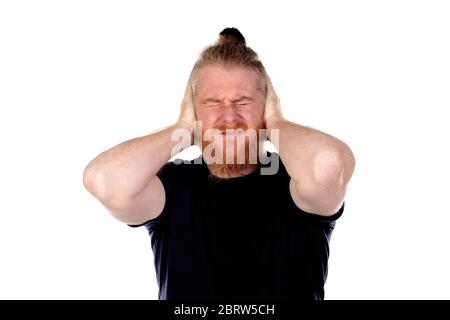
83 28 355 300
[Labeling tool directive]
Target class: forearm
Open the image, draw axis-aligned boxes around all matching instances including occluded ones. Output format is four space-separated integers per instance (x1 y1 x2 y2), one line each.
266 117 354 186
83 121 192 203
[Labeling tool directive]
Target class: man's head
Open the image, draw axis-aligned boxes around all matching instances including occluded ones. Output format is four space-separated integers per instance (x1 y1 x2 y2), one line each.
190 28 268 178
191 27 267 98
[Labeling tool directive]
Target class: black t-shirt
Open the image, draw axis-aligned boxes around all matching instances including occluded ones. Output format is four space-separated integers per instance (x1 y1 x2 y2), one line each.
129 153 344 300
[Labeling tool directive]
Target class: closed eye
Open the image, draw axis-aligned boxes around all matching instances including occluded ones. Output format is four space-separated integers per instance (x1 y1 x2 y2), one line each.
203 102 220 108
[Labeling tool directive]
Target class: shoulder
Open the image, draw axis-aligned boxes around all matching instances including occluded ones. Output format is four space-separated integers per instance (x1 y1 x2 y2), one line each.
157 156 207 182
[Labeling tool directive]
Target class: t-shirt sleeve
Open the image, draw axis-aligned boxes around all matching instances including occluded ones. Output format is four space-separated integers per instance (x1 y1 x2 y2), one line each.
127 161 177 231
291 200 345 223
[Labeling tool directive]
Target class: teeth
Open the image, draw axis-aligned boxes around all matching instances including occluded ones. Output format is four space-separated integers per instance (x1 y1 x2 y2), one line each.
222 130 242 134
222 132 241 136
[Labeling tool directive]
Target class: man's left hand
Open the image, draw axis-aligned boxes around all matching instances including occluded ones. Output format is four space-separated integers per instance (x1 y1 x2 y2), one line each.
263 73 284 127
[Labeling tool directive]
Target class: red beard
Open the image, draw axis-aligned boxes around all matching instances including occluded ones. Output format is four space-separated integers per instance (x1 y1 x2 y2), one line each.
201 122 264 179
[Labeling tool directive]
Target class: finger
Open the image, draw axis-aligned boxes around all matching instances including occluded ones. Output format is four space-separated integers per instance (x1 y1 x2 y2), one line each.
185 78 193 96
265 73 276 97
182 79 194 105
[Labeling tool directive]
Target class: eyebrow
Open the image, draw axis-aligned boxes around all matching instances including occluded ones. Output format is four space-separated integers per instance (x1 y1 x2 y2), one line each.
201 96 253 104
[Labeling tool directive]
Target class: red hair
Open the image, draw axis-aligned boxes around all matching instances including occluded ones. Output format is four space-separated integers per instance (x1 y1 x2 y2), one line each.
191 27 267 96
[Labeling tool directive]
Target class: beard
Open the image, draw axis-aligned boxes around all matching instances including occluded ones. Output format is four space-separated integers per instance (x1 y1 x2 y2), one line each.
201 121 265 179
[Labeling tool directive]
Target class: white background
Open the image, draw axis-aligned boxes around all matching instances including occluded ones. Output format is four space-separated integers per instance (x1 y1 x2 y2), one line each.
1 0 449 299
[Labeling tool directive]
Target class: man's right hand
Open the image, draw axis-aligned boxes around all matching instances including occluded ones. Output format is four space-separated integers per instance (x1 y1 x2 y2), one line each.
177 77 196 135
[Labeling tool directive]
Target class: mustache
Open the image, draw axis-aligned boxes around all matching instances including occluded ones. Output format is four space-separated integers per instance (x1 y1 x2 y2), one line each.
214 122 248 133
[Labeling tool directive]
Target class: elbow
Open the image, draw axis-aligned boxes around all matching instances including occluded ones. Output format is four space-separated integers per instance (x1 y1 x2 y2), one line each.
313 147 345 187
313 143 355 188
341 142 356 184
83 166 133 216
293 145 354 216
83 165 108 201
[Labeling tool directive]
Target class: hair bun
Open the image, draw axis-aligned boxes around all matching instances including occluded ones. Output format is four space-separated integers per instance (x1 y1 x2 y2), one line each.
218 27 246 46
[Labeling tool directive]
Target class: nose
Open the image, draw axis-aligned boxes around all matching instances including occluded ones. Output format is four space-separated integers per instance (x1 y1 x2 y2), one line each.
219 102 240 125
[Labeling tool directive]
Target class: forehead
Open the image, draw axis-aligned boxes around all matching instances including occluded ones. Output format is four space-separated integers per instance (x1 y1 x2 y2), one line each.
195 64 259 97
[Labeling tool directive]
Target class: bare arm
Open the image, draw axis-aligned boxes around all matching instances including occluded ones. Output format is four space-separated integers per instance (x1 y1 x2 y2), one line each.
264 75 355 216
83 79 195 225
